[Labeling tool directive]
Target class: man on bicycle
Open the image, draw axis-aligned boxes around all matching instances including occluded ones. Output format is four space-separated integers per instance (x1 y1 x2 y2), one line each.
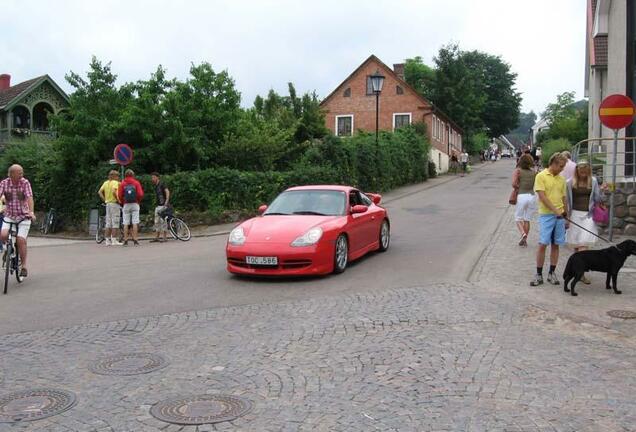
98 170 122 246
0 165 35 277
150 172 170 243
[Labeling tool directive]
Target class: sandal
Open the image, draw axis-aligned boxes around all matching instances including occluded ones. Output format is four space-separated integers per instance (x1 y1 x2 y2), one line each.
19 268 27 277
518 234 527 246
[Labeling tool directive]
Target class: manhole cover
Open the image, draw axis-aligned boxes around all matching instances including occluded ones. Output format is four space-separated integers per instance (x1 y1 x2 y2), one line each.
89 353 168 376
607 310 636 319
0 389 76 422
150 394 252 425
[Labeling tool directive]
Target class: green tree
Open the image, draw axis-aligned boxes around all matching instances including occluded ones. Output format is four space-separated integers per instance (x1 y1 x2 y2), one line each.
539 92 588 145
404 56 436 100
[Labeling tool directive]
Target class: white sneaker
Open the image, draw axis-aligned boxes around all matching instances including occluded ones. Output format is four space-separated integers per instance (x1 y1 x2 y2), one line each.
111 239 123 246
105 239 112 246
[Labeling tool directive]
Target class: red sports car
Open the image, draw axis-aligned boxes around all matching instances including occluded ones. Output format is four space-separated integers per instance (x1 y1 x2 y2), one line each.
226 185 390 276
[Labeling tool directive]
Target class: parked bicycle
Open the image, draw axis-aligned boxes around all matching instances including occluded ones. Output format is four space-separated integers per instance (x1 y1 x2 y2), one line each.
158 207 191 241
96 203 124 244
3 219 26 294
39 208 57 234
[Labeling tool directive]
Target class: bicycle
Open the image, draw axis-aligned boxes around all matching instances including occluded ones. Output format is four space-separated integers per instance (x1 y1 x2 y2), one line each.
158 207 191 241
96 204 124 244
40 208 56 234
3 219 26 294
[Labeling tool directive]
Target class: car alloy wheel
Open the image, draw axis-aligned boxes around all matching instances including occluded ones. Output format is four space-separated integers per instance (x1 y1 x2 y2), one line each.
379 220 390 252
333 234 348 274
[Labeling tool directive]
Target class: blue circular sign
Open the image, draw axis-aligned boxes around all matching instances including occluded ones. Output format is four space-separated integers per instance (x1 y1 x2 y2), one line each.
113 143 133 166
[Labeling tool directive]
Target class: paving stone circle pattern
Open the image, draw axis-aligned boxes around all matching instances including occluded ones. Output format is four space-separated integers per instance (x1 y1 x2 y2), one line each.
607 309 636 319
0 388 76 423
89 352 168 376
149 394 252 425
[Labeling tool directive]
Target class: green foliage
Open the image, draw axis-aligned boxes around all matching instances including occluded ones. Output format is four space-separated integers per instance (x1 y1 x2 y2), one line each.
466 132 490 154
404 44 522 140
539 92 588 145
540 138 572 167
404 56 436 100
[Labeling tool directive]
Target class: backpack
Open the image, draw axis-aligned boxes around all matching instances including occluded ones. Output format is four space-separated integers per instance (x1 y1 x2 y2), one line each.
123 184 137 203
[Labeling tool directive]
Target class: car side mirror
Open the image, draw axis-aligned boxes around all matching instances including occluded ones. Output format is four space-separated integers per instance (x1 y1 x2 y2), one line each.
351 205 368 214
365 193 382 205
258 205 268 215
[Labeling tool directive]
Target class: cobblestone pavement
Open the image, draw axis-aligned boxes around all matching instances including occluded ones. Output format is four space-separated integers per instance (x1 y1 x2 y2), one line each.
3 190 636 431
2 278 636 431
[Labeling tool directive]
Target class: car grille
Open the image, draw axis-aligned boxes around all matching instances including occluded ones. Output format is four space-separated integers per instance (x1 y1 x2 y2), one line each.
227 258 312 270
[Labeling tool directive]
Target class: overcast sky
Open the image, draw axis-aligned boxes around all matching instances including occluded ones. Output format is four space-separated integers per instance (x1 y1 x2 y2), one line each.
1 0 585 116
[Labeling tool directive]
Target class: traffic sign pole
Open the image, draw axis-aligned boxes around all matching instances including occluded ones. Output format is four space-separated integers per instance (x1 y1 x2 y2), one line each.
608 129 618 241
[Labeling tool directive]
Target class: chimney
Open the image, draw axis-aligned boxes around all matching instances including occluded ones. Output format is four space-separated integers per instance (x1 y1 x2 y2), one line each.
393 64 405 80
0 74 10 90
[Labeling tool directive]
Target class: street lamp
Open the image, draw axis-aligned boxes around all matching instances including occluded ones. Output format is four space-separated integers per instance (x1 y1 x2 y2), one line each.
369 70 385 144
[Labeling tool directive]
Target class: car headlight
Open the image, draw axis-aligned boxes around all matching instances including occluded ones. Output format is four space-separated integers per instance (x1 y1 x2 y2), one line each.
291 227 323 247
228 227 246 245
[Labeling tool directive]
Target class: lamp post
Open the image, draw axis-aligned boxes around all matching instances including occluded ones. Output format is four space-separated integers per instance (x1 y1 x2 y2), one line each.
370 70 385 185
369 70 385 145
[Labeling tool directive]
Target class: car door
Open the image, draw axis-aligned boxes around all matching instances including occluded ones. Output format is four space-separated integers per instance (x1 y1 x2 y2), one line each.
357 191 382 246
348 190 375 250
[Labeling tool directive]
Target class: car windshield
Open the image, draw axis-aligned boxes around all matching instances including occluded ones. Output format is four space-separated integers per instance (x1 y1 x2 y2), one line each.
264 190 346 216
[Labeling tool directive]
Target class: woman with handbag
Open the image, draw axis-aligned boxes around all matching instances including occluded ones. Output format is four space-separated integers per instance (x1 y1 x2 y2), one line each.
511 154 537 247
565 159 603 284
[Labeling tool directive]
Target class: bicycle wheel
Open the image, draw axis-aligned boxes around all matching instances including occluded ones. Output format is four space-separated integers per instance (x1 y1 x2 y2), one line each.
169 217 191 241
3 242 11 294
14 243 22 284
96 216 105 244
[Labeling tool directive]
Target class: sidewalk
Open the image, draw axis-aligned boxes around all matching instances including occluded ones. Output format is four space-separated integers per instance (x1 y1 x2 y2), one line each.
471 203 636 335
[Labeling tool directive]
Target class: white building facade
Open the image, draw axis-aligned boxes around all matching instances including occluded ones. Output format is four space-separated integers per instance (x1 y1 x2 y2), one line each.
585 0 635 179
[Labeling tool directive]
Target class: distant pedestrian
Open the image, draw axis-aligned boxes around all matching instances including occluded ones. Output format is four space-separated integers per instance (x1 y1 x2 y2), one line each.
117 169 144 246
512 154 537 247
565 159 603 284
530 153 568 286
450 152 459 174
535 146 543 168
459 152 469 176
150 172 170 243
98 170 122 246
560 150 577 182
490 151 496 162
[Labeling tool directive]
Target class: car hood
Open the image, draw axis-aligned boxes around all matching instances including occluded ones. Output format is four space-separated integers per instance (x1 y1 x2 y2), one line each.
242 215 336 243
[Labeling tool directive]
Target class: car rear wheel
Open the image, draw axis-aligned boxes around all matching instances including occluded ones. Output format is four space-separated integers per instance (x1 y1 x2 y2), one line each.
333 234 348 274
378 220 390 252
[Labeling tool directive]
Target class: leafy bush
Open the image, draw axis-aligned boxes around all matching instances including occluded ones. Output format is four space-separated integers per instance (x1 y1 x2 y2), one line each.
540 138 572 167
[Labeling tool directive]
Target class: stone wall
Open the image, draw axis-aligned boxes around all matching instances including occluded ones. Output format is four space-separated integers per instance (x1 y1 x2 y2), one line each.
600 184 636 236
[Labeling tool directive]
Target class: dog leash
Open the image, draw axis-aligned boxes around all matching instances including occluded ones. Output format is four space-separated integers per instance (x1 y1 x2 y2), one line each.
563 215 616 246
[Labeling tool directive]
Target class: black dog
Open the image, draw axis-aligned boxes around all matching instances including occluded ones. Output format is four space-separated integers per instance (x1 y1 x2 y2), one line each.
562 240 636 296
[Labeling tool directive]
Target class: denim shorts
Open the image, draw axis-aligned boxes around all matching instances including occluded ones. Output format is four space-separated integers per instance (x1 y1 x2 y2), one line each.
538 214 566 246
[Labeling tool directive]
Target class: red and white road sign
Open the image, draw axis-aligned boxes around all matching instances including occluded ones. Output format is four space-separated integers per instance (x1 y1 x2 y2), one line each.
599 94 636 130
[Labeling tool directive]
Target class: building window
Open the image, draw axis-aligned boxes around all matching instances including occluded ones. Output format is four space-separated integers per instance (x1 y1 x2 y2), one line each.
336 115 353 136
393 113 411 130
432 115 437 139
343 87 351 97
396 85 404 95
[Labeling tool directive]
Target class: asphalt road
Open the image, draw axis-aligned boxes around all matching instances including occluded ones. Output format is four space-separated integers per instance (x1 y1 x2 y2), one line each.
0 160 515 335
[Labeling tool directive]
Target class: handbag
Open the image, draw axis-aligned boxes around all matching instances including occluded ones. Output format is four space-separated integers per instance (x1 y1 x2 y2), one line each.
592 202 609 224
508 188 519 205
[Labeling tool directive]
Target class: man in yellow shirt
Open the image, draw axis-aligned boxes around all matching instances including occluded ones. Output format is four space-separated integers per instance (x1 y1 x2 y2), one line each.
98 170 122 246
530 152 569 286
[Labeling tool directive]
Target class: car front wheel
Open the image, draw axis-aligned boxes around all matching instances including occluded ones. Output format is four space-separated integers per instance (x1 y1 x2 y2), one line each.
333 234 348 274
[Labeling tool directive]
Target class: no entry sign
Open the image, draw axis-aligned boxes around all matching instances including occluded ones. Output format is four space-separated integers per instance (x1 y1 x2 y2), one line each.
599 94 636 130
113 143 133 166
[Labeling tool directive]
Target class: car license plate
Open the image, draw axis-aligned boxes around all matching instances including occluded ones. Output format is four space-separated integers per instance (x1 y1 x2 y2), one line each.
246 256 278 265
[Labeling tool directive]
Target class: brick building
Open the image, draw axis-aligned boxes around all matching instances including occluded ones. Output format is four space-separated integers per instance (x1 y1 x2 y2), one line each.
320 55 463 174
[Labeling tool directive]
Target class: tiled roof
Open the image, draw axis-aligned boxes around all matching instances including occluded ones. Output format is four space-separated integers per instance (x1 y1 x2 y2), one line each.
0 76 45 110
